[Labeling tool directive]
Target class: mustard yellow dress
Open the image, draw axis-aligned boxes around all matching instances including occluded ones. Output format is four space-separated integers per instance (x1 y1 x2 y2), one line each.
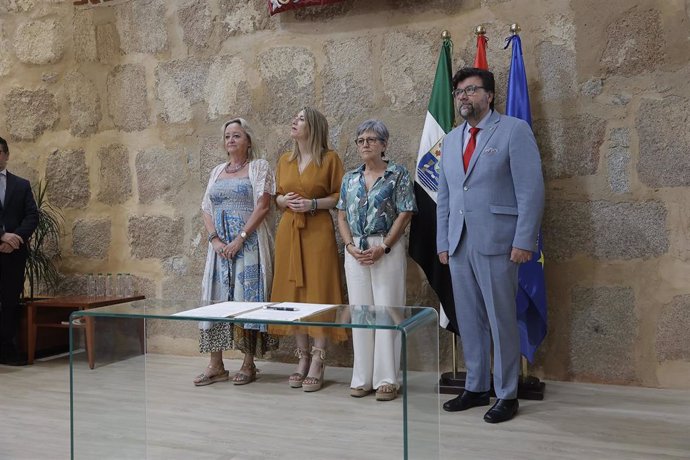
270 150 347 341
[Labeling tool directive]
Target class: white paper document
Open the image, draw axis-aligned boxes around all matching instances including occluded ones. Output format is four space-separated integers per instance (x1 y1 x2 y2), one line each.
172 301 273 319
233 302 338 322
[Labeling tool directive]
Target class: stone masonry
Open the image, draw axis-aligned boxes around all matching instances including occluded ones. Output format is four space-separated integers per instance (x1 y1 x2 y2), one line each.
2 0 690 389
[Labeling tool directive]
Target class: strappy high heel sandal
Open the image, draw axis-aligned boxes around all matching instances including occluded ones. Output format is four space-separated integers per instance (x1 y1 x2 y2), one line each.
302 346 326 393
232 362 257 385
193 363 229 386
288 347 311 388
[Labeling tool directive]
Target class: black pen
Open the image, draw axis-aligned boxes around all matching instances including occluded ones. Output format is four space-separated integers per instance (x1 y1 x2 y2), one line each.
265 306 298 311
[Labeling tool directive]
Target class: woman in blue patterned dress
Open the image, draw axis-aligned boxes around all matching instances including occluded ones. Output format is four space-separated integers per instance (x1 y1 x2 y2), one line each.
336 119 417 401
194 118 277 386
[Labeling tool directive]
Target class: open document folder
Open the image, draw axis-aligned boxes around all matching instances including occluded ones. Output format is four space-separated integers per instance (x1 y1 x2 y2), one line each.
171 301 273 318
172 301 336 321
234 303 336 321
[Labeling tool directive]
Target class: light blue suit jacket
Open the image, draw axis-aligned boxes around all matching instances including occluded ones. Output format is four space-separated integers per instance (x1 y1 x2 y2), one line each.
436 111 544 256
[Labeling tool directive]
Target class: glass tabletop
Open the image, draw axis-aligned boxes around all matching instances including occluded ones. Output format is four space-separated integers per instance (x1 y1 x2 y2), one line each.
72 299 436 331
70 299 440 459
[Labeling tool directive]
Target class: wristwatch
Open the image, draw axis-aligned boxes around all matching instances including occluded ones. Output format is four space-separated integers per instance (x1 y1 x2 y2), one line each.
239 231 248 240
381 243 391 254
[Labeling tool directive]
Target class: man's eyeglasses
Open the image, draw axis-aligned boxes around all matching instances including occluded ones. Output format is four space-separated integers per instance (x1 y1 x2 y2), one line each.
452 85 485 98
355 137 382 146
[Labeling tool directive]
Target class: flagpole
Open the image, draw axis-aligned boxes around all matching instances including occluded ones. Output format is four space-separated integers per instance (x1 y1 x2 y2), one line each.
444 28 461 378
514 21 526 385
441 26 474 393
506 22 545 400
473 25 488 70
442 25 489 394
439 29 459 380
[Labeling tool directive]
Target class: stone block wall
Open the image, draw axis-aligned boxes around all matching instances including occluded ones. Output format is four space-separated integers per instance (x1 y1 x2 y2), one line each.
1 0 689 388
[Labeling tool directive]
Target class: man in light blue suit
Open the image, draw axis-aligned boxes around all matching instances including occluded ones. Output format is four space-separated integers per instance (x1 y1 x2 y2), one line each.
436 67 544 423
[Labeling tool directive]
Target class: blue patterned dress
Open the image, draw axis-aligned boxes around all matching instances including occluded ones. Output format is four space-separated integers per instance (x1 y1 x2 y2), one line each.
199 177 278 355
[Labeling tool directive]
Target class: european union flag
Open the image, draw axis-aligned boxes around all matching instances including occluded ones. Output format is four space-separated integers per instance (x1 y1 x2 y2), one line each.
505 33 547 363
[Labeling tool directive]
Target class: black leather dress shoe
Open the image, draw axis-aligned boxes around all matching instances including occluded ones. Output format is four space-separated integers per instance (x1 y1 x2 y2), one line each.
443 390 491 412
483 398 519 423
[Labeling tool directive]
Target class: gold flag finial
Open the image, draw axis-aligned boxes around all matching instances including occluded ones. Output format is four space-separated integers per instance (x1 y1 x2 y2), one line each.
475 25 486 36
510 23 521 35
442 30 451 40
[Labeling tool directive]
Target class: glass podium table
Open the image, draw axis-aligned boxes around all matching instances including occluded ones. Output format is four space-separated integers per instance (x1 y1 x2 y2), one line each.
69 300 439 459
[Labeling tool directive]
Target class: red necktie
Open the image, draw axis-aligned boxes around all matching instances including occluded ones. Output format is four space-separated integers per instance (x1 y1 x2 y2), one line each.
463 127 481 172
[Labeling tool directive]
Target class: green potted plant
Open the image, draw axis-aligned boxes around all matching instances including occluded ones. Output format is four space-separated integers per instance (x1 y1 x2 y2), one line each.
24 180 63 300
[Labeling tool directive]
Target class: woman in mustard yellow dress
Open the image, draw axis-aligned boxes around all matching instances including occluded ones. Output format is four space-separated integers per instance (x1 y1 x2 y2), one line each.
271 106 346 392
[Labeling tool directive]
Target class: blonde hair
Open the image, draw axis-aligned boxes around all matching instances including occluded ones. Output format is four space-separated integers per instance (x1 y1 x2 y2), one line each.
222 117 258 160
288 106 329 167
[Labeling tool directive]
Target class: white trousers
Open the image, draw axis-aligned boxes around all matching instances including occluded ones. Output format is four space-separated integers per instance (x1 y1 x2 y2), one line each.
345 236 405 391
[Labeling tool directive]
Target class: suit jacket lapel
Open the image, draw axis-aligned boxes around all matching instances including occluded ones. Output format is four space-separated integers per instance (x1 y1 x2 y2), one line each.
3 172 16 208
464 112 500 181
457 121 468 182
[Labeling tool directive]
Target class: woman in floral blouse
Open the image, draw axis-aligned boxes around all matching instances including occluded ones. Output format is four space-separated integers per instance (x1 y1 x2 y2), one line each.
336 119 417 402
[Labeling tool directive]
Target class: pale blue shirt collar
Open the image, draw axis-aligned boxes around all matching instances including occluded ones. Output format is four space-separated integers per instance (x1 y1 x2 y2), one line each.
464 109 493 133
463 109 493 149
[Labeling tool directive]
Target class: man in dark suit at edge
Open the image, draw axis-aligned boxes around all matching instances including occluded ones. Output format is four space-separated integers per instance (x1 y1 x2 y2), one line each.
0 136 38 366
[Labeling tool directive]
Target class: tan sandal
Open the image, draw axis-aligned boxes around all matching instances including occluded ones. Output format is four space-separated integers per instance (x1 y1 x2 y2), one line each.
194 364 229 387
303 346 326 393
289 347 311 388
350 387 372 398
232 363 257 385
375 384 398 401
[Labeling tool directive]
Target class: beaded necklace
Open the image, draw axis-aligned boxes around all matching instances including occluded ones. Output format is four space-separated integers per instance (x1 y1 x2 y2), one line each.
224 159 248 174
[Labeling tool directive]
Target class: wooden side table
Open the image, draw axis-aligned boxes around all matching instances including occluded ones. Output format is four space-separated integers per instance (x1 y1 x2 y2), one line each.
26 295 145 369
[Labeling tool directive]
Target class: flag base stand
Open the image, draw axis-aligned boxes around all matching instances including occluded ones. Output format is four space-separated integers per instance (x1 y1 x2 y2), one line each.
439 371 545 400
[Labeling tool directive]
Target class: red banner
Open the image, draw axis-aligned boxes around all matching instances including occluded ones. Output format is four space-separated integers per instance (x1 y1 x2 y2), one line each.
268 0 346 16
473 34 488 70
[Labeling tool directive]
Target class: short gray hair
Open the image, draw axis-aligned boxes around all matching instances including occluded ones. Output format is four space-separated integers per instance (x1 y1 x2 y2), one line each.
355 119 389 144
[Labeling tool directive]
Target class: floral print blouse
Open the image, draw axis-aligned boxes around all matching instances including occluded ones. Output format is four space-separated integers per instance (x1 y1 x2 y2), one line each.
337 161 416 249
